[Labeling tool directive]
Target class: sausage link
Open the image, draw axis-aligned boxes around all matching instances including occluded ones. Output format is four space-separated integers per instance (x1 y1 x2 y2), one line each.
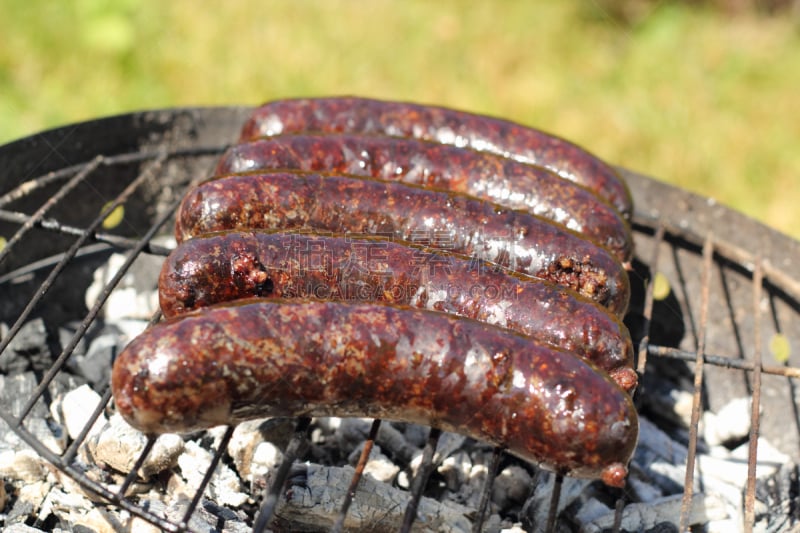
158 231 637 392
238 97 633 219
214 134 632 262
174 172 630 315
111 299 638 487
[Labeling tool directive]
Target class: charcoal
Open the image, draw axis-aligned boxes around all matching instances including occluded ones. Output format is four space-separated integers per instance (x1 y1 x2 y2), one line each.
491 465 532 509
72 334 117 389
6 480 51 526
519 472 590 532
0 372 72 454
54 384 107 441
438 450 473 494
0 319 54 375
580 492 728 532
175 440 248 508
132 497 250 533
86 413 183 479
271 463 473 532
754 463 800 533
65 323 131 389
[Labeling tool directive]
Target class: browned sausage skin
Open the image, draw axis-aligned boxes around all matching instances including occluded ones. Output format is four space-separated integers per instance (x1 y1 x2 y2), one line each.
174 172 630 315
111 299 638 487
238 97 633 220
158 231 637 392
213 134 632 262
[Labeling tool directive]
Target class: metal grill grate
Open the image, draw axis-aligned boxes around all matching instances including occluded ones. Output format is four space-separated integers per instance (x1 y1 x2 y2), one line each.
0 108 798 532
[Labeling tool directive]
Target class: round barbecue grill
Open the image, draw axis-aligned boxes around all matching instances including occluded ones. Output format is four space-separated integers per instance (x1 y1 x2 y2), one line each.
0 107 798 532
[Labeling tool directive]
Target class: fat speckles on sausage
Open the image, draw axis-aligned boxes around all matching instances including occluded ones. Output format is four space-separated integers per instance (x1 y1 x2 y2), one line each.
158 231 637 391
238 96 633 219
214 134 632 262
174 172 630 315
111 299 638 486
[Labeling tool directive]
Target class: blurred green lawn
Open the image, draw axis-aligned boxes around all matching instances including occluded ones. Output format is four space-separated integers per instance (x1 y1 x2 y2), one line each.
1 1 798 238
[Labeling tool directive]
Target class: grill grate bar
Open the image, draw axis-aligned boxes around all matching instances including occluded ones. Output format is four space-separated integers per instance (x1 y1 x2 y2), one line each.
0 155 103 267
633 217 800 305
253 417 312 532
11 152 169 422
545 474 563 532
331 418 382 533
400 427 442 533
637 222 666 375
62 387 113 465
117 435 159 500
0 145 228 208
646 345 800 378
744 259 765 531
179 425 236 530
471 446 503 533
679 235 714 530
0 208 173 256
0 413 183 532
0 243 115 285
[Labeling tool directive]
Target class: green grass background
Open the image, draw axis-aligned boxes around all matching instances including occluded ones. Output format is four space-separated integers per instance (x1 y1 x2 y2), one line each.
1 1 798 238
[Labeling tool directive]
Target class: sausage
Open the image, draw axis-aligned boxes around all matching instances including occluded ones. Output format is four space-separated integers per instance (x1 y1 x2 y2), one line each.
158 231 637 392
111 299 638 487
238 96 633 219
174 172 630 315
213 134 632 262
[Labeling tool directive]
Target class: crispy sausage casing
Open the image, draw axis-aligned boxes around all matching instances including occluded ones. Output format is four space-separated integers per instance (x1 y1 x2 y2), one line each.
174 172 630 314
238 96 633 219
158 231 636 391
214 134 632 261
111 299 638 486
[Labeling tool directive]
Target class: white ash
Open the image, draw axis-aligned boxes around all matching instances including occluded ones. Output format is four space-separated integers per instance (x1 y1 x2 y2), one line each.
0 449 49 483
407 431 467 478
438 450 473 495
5 524 52 533
84 251 163 321
174 440 249 508
5 479 53 527
37 485 123 533
85 413 183 479
227 418 286 483
51 384 107 441
702 396 754 447
131 496 251 533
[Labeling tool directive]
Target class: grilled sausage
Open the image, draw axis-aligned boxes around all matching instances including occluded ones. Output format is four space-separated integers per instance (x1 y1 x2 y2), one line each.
111 299 638 487
214 134 632 261
238 96 633 219
174 172 630 315
158 231 637 391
